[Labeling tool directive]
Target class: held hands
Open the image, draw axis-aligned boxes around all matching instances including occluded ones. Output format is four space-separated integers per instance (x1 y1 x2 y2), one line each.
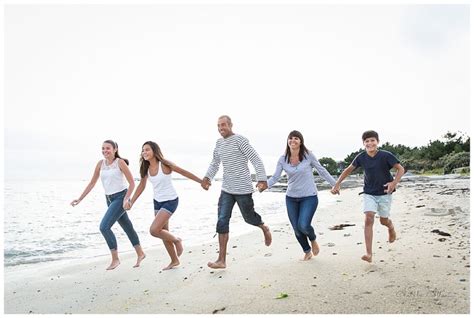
384 181 397 194
256 181 268 193
70 199 81 207
201 178 211 191
330 184 340 195
123 198 132 211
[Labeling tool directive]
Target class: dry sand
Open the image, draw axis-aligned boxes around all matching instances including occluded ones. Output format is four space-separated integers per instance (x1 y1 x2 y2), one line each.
4 176 470 314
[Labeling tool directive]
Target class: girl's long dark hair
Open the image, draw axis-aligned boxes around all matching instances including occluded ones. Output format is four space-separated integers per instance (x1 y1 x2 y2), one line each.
284 130 309 163
103 140 129 165
139 141 172 178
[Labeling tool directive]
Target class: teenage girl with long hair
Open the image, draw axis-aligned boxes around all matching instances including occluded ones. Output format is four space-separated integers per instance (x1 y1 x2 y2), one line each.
71 140 146 270
128 141 203 270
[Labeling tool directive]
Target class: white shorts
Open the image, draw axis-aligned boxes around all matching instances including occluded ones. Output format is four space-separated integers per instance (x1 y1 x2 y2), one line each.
363 194 392 218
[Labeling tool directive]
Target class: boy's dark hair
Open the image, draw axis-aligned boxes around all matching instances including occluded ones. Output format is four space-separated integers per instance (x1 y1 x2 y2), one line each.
362 130 379 141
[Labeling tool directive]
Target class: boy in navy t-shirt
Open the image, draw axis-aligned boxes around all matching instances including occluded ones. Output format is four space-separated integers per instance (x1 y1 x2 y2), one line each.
331 130 405 263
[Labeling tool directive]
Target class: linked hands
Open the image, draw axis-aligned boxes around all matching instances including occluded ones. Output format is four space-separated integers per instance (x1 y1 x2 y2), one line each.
201 177 211 191
123 198 132 211
256 181 268 193
330 184 341 195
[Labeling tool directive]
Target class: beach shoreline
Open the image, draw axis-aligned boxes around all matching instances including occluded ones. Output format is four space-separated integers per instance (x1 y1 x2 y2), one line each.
4 176 470 314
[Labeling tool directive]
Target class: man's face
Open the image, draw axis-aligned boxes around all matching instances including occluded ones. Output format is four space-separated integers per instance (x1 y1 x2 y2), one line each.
363 137 379 152
217 118 233 138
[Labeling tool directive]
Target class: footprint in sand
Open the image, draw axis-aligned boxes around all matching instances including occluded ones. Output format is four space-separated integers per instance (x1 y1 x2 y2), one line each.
424 208 456 216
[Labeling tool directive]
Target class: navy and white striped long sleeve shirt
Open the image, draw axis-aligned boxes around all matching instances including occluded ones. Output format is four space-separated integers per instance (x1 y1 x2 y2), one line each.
205 134 267 195
267 151 336 198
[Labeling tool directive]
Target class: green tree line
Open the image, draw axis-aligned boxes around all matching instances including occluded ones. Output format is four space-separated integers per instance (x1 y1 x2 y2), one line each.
318 132 470 175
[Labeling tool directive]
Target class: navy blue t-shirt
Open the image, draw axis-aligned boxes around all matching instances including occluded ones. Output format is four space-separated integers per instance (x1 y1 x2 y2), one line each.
351 150 400 195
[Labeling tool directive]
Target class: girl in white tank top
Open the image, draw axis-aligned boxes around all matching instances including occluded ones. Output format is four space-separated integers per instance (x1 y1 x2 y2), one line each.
71 140 146 270
147 163 178 202
100 158 128 195
129 141 203 271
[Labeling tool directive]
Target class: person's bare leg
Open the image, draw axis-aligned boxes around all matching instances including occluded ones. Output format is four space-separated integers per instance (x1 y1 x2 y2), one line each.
362 212 375 263
150 211 180 241
106 249 120 270
133 245 146 268
258 224 272 246
161 221 180 270
174 237 183 257
157 219 183 256
380 217 396 243
208 233 228 269
311 240 320 256
150 211 180 270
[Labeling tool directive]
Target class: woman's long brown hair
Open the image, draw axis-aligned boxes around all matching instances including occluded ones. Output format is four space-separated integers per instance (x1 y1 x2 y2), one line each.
139 141 172 178
284 130 309 163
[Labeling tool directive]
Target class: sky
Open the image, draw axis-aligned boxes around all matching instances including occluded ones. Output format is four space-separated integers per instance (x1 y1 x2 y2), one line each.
3 2 470 180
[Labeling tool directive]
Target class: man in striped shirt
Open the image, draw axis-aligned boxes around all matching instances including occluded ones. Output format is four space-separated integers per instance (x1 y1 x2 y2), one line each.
202 115 272 269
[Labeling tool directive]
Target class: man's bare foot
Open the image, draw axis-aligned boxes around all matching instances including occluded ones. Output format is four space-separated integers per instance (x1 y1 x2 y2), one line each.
302 252 313 261
388 226 396 243
162 261 180 270
262 225 272 246
174 238 183 257
133 254 146 268
311 240 320 256
207 261 226 269
361 254 372 263
106 259 120 270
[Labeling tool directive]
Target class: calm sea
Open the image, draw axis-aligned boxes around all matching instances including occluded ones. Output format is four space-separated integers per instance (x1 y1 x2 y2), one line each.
4 178 335 268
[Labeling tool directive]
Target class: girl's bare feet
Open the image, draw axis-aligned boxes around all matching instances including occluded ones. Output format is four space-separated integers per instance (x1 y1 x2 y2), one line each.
361 254 372 263
302 252 313 261
311 240 320 256
133 254 146 268
162 261 180 270
106 259 120 270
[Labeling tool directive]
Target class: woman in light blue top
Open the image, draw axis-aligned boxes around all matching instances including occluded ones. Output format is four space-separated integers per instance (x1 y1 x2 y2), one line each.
262 130 336 261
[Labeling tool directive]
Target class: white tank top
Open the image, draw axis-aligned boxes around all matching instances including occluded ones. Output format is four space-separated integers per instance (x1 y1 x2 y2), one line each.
148 163 178 202
100 158 128 195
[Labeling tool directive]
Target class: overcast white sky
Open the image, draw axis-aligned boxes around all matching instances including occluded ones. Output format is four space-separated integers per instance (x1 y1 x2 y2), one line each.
4 2 470 179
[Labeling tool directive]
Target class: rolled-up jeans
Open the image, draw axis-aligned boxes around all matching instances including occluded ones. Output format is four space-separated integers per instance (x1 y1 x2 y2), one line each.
216 191 263 234
100 189 140 250
285 195 319 253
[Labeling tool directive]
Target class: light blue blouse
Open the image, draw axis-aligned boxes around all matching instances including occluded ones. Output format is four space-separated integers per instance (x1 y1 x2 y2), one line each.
267 151 336 198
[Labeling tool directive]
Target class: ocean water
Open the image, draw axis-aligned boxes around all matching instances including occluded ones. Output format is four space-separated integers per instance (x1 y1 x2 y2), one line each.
4 178 336 268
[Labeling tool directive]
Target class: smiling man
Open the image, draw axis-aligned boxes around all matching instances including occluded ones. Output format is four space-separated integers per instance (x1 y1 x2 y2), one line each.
201 115 272 269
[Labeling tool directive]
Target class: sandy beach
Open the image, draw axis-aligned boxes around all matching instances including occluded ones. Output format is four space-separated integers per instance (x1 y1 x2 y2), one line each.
4 176 470 314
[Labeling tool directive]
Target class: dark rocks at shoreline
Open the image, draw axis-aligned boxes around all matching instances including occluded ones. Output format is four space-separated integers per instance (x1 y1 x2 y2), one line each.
266 175 363 193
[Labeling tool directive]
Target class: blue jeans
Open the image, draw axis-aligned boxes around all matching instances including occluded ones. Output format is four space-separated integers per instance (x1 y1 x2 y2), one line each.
285 195 319 253
100 189 140 250
216 191 264 234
